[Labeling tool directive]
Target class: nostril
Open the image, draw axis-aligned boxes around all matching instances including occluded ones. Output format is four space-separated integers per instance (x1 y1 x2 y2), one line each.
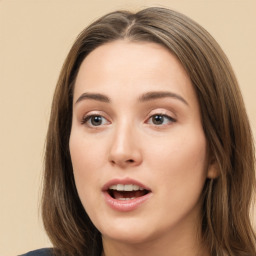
110 159 135 166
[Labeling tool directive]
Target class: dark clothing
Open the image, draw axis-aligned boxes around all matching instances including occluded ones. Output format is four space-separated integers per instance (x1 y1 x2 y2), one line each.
19 248 53 256
20 232 102 256
19 245 102 256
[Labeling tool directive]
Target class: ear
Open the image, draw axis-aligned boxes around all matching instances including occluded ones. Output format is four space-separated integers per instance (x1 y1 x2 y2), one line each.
207 162 220 179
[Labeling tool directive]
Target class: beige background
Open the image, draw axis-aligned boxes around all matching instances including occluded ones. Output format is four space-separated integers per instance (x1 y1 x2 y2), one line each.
0 0 255 255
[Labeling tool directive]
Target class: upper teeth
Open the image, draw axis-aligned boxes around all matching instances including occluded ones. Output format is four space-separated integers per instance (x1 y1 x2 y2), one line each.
109 184 144 191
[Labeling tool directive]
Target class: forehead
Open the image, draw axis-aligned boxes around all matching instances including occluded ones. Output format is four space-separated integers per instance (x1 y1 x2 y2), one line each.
76 40 187 81
73 40 197 107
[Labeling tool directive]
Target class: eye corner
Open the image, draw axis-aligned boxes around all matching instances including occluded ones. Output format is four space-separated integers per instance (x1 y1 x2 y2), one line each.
81 113 111 128
146 113 176 127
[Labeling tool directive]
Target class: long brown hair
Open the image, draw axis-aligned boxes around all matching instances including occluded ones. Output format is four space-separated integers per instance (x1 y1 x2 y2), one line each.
42 7 256 256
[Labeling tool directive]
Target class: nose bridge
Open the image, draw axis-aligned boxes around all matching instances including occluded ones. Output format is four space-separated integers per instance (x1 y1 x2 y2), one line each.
108 118 142 167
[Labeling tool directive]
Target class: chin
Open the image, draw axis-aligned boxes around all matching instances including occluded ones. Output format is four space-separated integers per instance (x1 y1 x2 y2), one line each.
99 218 159 245
102 230 154 245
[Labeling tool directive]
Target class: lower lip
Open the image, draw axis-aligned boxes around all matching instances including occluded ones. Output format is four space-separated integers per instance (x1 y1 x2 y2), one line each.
103 191 152 212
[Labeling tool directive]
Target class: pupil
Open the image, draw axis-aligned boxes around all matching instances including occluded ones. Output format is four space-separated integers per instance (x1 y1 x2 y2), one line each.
92 116 102 126
153 115 163 125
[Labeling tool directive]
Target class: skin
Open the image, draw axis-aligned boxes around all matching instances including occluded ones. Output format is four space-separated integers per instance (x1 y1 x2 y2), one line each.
69 40 216 256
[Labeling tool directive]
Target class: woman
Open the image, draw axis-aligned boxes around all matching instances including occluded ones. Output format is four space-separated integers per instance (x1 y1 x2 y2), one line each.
22 7 255 256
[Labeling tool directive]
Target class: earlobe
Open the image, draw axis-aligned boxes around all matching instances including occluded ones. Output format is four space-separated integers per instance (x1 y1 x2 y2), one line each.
207 162 220 179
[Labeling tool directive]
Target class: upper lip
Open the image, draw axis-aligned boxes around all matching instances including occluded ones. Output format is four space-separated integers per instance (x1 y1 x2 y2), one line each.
102 178 151 192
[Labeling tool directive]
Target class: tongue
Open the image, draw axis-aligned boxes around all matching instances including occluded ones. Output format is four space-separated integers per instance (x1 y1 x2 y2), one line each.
112 190 147 199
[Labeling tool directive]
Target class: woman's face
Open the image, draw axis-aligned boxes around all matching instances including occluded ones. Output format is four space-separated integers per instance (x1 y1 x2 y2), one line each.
70 41 214 246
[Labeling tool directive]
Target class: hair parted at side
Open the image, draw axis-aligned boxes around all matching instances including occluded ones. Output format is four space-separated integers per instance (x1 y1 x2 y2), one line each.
42 7 256 256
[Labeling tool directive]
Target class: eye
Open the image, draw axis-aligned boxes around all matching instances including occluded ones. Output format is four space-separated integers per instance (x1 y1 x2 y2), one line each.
147 114 176 125
82 115 109 127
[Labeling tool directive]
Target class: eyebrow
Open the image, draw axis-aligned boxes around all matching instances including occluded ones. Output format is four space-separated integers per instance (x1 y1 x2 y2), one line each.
75 93 110 104
139 91 188 106
75 91 188 106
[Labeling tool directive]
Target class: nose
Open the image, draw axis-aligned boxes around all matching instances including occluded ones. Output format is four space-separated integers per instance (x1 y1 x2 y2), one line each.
108 123 142 168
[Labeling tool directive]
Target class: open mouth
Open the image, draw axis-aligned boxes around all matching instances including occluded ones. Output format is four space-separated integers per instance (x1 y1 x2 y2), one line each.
107 184 150 200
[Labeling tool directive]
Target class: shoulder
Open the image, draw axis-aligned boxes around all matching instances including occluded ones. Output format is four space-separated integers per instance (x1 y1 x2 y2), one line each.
19 248 53 256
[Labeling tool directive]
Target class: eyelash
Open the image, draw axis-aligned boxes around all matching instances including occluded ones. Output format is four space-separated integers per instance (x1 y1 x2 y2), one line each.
81 114 109 127
81 113 176 128
146 114 176 126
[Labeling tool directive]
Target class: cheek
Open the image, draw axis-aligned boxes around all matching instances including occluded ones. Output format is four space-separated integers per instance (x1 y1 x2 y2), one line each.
69 131 107 197
69 132 108 220
144 129 208 224
70 131 106 170
145 127 208 190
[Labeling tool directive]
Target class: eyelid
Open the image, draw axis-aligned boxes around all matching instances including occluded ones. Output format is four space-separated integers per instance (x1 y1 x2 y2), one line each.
81 111 111 127
145 109 176 125
146 108 176 119
147 114 176 125
79 108 176 128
